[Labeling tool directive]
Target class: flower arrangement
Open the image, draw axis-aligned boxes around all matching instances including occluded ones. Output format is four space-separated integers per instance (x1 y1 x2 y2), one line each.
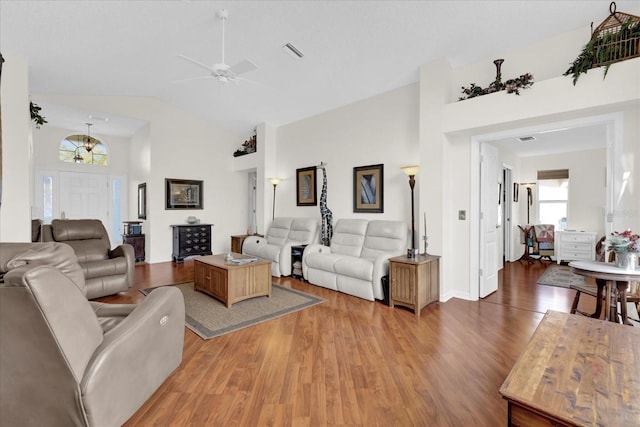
607 229 639 253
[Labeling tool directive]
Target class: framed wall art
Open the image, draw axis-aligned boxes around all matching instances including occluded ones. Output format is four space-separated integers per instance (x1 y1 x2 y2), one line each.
137 183 147 219
165 178 203 210
296 166 317 206
353 163 384 213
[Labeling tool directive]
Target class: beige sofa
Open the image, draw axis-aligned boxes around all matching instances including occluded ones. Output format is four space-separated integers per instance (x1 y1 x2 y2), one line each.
302 219 407 301
0 242 185 427
242 217 319 277
42 219 134 299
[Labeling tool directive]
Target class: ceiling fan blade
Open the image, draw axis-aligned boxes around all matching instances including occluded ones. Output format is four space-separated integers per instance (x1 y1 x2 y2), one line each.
172 75 216 84
234 75 274 89
176 54 215 73
229 59 257 76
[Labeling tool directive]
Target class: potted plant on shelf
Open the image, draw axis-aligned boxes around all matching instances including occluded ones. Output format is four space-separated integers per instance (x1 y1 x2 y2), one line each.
564 2 640 85
30 102 47 128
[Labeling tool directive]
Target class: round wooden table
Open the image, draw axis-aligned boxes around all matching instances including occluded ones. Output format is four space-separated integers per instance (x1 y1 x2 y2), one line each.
569 260 640 325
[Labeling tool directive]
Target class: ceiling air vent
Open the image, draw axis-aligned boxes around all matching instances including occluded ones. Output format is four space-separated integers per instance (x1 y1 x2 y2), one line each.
282 43 304 60
518 136 536 142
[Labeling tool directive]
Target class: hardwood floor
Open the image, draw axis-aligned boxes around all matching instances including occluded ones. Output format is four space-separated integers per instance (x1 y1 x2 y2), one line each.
101 259 597 426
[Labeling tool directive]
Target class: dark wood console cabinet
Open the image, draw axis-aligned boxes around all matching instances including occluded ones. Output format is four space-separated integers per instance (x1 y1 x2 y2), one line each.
171 224 213 263
122 221 145 262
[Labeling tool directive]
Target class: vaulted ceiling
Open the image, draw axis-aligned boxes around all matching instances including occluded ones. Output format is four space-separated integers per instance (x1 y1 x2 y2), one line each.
2 0 638 142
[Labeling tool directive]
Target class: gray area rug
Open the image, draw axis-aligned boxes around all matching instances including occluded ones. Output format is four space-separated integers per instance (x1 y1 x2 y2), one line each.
140 282 325 340
536 264 586 288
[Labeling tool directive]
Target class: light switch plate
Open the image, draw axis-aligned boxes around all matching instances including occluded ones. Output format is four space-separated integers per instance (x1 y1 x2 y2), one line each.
458 210 466 220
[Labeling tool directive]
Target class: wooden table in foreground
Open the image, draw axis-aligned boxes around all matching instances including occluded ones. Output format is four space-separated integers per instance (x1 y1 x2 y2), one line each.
500 310 640 426
194 254 271 308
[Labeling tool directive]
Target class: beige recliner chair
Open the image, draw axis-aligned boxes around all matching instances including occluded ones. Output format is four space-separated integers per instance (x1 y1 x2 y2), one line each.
0 242 185 427
42 219 134 299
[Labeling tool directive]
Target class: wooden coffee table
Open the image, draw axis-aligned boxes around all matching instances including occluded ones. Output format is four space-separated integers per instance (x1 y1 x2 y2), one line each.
500 310 640 426
194 253 271 308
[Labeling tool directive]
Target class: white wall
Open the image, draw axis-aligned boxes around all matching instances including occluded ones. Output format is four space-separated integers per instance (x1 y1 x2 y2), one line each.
32 125 131 176
28 94 247 262
5 21 638 283
275 83 420 230
0 55 32 242
618 107 640 233
422 24 640 301
520 148 607 237
129 123 151 257
450 26 588 103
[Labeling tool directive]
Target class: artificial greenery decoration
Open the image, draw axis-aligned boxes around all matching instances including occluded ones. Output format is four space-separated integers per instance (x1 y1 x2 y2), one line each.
459 71 534 101
564 20 640 85
232 128 257 157
30 101 47 128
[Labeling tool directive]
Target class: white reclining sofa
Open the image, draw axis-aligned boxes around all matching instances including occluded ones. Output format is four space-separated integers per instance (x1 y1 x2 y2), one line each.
302 219 407 301
242 217 319 277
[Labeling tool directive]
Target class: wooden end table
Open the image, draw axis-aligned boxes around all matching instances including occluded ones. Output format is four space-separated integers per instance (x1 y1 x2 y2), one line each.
389 254 440 317
194 253 271 308
230 234 263 253
291 244 307 280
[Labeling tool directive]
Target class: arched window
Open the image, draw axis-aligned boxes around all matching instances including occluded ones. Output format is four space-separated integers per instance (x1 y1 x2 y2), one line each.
59 134 108 165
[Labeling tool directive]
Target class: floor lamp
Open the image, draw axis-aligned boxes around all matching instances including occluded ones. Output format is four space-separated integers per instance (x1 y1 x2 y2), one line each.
401 165 420 258
268 178 282 220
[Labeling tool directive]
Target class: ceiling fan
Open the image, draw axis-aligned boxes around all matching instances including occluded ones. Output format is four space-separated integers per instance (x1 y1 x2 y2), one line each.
177 9 257 84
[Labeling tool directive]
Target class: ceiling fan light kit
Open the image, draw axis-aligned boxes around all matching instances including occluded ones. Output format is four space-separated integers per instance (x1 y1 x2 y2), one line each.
83 122 99 152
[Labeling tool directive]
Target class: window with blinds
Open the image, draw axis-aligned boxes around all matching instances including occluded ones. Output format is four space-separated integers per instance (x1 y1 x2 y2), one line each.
537 169 569 230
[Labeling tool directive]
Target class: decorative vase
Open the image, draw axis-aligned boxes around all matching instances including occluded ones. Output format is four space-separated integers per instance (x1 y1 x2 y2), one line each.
493 59 504 84
614 251 640 271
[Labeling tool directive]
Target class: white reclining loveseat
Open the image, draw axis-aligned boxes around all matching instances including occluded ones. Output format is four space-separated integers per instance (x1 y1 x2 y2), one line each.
302 219 407 301
242 217 319 277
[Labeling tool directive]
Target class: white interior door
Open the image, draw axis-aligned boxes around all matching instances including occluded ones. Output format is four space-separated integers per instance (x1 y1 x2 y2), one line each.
480 143 500 297
59 171 109 226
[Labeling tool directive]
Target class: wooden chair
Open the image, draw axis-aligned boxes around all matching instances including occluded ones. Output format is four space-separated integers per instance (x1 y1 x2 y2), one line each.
533 224 554 262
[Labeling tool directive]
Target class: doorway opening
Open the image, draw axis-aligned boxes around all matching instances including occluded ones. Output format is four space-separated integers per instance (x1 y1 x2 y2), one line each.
502 165 513 263
470 112 622 301
33 169 126 245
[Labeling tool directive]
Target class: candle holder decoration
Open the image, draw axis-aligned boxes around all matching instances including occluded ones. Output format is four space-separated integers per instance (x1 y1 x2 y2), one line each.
422 212 429 255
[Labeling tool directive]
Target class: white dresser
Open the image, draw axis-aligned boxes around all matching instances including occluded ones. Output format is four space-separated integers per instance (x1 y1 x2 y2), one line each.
555 231 597 264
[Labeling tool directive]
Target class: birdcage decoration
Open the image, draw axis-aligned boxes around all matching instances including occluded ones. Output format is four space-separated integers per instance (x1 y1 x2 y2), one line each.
590 2 640 68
